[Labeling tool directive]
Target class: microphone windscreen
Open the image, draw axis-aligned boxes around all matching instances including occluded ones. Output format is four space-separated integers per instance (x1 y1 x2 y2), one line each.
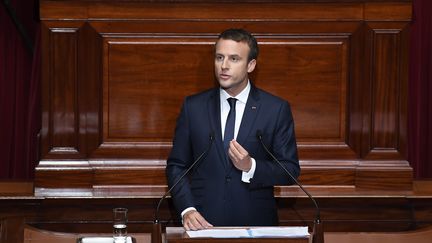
256 130 262 138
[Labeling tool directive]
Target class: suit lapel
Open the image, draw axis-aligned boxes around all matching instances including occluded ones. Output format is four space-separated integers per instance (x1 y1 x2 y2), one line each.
237 85 260 145
207 85 261 172
207 88 228 169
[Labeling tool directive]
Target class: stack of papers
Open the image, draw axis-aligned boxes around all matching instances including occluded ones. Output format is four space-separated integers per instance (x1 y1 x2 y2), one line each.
186 227 309 238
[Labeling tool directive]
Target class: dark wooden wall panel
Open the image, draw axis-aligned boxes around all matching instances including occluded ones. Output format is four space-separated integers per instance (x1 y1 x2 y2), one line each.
43 26 82 158
364 22 409 160
255 37 348 142
51 29 78 149
105 40 214 141
36 0 413 193
372 31 399 149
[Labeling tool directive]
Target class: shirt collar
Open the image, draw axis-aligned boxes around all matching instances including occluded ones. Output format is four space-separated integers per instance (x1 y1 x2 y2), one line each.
220 81 250 104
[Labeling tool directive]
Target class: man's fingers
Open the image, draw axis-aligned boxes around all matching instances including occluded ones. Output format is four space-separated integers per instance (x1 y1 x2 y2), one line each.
183 211 198 230
184 221 191 231
228 146 236 161
183 211 212 231
189 220 198 231
231 140 248 154
228 140 252 172
229 140 240 155
228 142 241 161
230 141 249 159
184 222 190 231
195 213 213 228
189 215 202 230
229 141 249 161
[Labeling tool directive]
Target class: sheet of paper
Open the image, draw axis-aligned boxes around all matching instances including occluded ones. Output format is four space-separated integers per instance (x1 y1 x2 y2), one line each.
186 228 250 238
80 236 133 243
250 226 309 238
186 227 309 238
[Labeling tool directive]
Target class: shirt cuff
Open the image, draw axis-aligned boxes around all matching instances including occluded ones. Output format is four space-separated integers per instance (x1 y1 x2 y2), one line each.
241 158 256 183
181 207 197 220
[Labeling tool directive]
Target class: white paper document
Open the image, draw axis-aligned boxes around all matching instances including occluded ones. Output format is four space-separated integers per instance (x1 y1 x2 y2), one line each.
79 236 133 243
186 226 309 238
250 227 310 237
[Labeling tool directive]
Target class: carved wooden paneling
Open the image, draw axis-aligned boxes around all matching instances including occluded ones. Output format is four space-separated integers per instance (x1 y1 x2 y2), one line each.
41 24 83 159
255 37 348 141
103 38 213 141
37 0 413 193
363 22 409 160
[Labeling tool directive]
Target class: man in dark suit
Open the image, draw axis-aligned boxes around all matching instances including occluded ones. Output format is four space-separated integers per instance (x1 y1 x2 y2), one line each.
166 28 300 230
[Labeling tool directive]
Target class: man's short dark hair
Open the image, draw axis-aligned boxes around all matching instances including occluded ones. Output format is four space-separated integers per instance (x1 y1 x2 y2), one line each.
218 28 259 62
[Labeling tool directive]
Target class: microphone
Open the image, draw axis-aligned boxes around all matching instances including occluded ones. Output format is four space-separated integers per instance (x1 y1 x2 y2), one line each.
152 132 215 243
256 130 323 243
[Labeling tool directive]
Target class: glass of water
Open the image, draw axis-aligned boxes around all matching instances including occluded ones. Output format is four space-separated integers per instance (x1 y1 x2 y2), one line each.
113 208 128 243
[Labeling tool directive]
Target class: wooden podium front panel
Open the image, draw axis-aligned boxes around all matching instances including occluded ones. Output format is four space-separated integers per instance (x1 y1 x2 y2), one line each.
37 0 412 193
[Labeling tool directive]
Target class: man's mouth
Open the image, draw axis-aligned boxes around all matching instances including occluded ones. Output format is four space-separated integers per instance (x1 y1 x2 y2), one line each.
220 74 231 80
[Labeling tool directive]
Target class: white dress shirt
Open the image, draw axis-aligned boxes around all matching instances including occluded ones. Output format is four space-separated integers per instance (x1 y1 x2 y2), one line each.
219 81 256 182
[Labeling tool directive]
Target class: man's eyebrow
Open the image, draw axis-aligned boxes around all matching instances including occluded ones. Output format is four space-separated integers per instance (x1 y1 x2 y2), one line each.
214 53 242 59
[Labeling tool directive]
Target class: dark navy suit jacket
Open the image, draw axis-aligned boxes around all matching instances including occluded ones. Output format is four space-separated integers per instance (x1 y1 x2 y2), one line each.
166 85 300 226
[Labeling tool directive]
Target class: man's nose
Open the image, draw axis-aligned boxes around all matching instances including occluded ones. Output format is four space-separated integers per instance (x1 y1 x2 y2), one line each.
221 59 229 69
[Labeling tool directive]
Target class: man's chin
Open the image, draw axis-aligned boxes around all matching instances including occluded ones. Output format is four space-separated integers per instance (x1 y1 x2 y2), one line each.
218 81 232 90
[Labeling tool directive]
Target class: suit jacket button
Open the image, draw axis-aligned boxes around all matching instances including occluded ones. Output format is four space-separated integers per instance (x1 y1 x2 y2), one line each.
225 176 231 182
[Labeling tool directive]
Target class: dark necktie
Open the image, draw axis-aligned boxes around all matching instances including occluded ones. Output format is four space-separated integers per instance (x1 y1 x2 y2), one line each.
224 98 237 160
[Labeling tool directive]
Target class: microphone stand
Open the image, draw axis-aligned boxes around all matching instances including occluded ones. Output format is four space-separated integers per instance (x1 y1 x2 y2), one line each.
151 220 162 243
312 218 324 243
152 134 214 243
257 131 324 243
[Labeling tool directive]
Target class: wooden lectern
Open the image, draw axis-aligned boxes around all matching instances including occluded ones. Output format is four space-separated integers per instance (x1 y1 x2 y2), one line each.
152 218 322 243
164 227 310 243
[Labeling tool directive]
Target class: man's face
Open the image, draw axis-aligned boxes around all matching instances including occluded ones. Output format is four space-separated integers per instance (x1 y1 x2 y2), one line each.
214 39 256 96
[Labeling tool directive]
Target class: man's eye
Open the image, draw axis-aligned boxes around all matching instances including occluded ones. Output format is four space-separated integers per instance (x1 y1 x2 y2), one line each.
231 57 239 62
216 56 223 61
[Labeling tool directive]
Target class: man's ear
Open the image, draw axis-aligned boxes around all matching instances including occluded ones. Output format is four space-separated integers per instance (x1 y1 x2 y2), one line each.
247 59 257 73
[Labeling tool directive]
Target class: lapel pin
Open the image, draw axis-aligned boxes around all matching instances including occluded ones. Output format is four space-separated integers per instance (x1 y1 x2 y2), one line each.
251 106 257 110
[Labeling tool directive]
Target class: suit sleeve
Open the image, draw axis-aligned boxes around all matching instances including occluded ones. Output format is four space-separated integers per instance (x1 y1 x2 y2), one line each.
249 101 300 189
165 98 195 215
